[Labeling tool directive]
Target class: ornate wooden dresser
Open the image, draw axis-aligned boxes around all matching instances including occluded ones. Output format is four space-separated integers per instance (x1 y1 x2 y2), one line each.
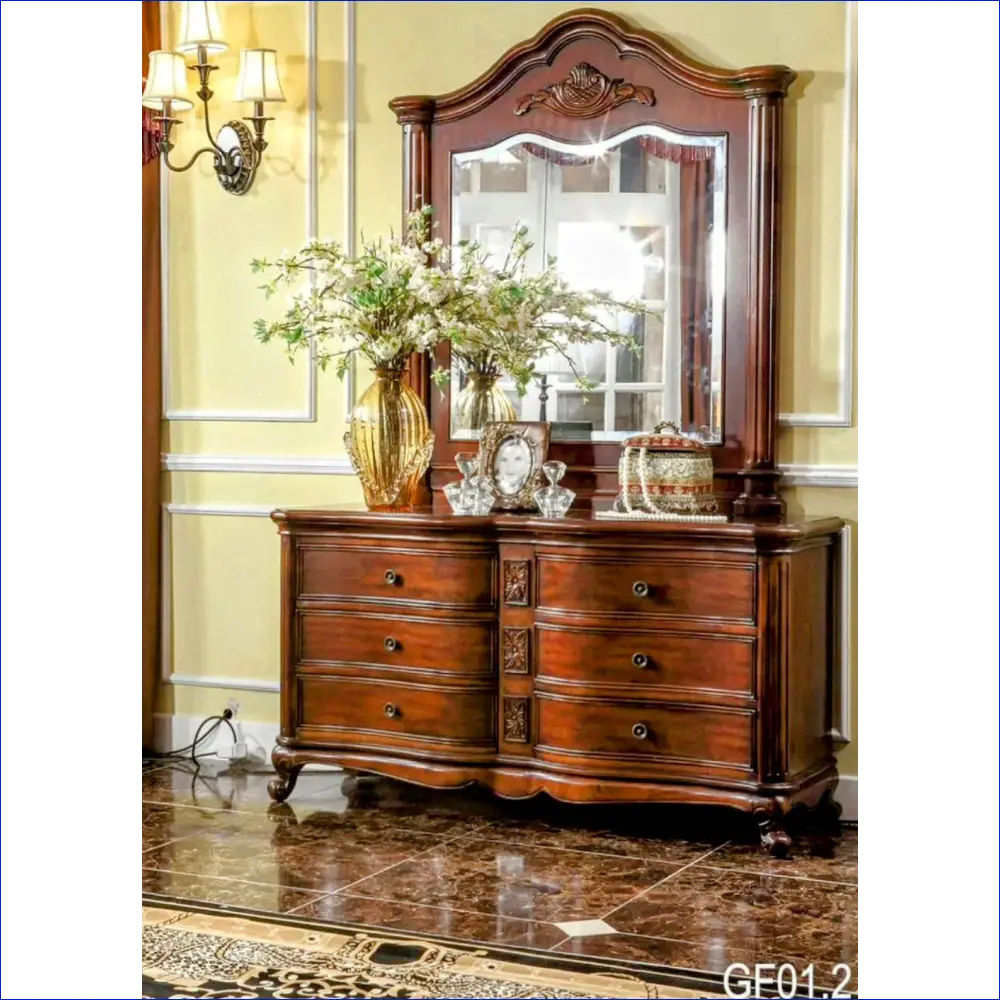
266 10 847 855
269 508 842 855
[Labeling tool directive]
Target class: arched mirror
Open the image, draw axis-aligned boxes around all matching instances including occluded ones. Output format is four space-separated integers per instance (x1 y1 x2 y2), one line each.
449 124 727 444
391 9 794 517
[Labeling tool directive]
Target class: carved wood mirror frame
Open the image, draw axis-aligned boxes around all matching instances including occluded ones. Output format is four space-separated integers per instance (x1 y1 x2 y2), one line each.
390 8 795 518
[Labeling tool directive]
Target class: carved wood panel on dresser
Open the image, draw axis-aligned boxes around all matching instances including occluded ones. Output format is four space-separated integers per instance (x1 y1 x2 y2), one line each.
269 509 843 856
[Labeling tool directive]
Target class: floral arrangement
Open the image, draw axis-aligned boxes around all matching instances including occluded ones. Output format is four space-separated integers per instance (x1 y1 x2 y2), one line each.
251 206 454 377
251 207 643 393
436 225 643 396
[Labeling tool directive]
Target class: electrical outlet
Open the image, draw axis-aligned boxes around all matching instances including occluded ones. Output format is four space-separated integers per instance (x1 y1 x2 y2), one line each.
227 698 240 718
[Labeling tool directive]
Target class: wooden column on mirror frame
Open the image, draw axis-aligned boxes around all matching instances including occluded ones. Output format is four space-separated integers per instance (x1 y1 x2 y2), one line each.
734 94 786 519
142 0 162 752
393 97 435 410
393 97 435 505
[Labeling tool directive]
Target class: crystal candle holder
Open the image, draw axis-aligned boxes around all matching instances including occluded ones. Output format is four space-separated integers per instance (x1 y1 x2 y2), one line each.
533 460 575 517
445 456 495 515
443 481 471 514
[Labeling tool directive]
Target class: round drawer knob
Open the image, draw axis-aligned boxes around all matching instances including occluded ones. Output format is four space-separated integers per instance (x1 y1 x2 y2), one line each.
632 722 649 740
632 581 650 598
383 636 398 652
632 653 649 669
383 703 399 719
384 570 398 585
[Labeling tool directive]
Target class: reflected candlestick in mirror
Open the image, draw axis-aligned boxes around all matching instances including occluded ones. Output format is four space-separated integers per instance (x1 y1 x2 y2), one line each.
450 125 726 444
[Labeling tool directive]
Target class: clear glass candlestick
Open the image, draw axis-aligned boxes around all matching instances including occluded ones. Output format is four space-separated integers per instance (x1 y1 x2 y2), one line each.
534 460 575 517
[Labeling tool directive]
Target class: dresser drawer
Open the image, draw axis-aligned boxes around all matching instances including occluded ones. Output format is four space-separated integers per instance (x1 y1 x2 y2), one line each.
298 675 495 747
536 694 753 770
298 545 494 608
536 555 755 623
536 625 754 698
298 611 493 677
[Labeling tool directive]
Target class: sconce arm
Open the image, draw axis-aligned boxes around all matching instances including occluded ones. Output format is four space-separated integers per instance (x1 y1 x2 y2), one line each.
161 144 224 174
199 94 226 156
191 48 225 155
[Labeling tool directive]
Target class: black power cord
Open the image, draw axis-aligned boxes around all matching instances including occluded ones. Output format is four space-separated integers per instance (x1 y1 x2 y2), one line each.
147 709 239 765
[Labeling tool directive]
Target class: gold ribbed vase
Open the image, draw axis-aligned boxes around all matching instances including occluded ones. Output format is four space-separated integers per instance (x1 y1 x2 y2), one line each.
344 368 433 511
454 371 516 433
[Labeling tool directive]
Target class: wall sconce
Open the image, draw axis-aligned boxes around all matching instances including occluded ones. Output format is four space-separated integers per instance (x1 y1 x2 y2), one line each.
141 2 285 195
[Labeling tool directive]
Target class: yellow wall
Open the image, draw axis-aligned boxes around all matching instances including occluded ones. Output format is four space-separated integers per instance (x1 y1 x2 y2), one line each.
160 1 857 776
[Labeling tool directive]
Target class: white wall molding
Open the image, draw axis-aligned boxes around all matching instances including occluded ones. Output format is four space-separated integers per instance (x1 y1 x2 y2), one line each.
165 503 276 517
161 1 320 423
780 464 858 489
778 0 856 429
162 452 855 488
342 0 358 419
160 505 174 684
168 674 280 694
163 453 355 475
160 502 280 686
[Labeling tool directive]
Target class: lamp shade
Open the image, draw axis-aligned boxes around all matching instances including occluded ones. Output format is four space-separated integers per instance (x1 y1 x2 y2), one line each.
176 1 227 54
235 49 286 103
142 51 194 111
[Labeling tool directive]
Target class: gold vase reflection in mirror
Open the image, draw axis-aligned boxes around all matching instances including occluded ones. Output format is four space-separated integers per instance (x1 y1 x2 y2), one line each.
343 369 434 511
454 371 517 432
450 124 727 443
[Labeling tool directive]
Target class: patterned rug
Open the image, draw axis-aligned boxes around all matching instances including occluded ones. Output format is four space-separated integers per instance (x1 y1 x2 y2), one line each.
142 903 718 998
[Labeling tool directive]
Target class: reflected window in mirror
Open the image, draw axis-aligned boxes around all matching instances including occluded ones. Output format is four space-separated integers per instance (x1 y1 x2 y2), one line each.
450 125 727 443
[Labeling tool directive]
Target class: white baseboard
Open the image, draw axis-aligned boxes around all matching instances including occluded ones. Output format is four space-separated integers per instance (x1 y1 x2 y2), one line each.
834 775 857 822
152 713 343 771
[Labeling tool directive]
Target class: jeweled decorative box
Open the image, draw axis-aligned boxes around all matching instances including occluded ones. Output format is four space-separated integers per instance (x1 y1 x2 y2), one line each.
612 421 719 516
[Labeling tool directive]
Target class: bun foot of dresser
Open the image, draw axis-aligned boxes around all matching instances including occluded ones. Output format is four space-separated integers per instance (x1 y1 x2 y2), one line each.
755 805 792 858
268 746 305 803
818 787 844 824
340 772 383 806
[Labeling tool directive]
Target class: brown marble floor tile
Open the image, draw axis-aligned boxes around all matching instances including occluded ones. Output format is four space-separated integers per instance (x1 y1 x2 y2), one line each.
142 868 327 914
142 805 456 895
291 892 567 950
604 867 857 970
475 816 725 864
697 828 857 884
144 772 493 835
553 932 858 993
142 802 248 853
344 838 682 923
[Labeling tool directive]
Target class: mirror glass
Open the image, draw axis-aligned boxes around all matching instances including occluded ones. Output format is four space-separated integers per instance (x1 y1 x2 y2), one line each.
449 124 727 443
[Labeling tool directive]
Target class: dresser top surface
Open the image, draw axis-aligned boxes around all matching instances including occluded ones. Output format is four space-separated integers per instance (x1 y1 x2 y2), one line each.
272 505 843 540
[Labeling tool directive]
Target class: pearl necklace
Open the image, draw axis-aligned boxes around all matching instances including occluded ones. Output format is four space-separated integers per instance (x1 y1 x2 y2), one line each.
594 510 729 524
